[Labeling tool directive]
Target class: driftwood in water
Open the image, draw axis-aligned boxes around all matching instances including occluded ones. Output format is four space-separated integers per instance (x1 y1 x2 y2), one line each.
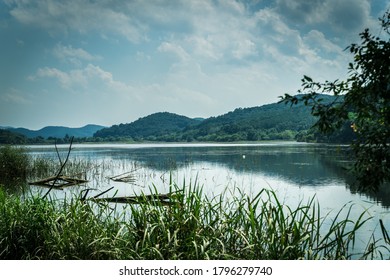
109 171 137 183
29 175 89 189
90 191 182 206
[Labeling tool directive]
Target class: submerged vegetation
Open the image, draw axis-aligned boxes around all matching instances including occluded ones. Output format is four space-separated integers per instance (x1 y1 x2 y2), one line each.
0 145 389 260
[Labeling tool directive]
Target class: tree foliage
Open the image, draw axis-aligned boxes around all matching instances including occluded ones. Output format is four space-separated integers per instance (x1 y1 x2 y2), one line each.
94 112 202 139
281 11 390 191
0 129 27 144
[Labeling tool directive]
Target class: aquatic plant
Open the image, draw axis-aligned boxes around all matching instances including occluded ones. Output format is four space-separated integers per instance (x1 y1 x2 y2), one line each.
0 181 388 260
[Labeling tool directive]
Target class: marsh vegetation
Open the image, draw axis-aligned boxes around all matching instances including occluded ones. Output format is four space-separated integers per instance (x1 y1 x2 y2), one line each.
0 144 389 260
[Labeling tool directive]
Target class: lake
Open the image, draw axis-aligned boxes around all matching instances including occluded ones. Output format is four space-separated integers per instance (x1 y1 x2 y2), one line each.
26 142 390 258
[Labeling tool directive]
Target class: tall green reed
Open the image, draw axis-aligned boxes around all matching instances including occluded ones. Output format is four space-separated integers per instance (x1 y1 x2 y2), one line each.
0 146 29 189
0 179 389 260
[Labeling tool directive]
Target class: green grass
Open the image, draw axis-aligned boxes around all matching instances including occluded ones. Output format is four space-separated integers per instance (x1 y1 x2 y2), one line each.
0 145 98 192
0 181 388 260
0 146 30 189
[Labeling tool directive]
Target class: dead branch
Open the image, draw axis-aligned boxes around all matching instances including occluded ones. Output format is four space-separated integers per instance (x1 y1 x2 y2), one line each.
42 136 74 199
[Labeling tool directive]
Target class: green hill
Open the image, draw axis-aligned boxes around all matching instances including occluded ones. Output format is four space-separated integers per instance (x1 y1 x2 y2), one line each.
93 98 327 142
7 124 105 139
94 112 202 140
180 100 317 142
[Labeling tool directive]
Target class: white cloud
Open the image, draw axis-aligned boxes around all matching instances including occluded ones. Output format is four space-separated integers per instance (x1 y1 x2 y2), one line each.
275 0 373 38
136 51 151 62
144 1 354 113
31 67 79 88
0 88 31 104
185 36 221 60
187 2 257 62
5 0 147 42
252 7 351 77
30 64 132 94
53 44 101 66
25 1 353 98
232 39 257 59
303 30 343 55
158 42 190 61
5 0 351 66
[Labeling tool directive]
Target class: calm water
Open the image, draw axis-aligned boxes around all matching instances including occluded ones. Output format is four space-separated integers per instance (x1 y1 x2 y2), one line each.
26 142 390 258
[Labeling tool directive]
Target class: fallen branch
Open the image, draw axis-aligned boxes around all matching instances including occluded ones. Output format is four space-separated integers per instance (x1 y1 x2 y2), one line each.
42 137 74 199
108 169 140 183
29 175 88 189
90 191 182 206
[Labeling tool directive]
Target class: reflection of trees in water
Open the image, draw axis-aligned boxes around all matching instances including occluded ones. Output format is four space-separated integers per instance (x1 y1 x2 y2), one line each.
102 145 390 208
347 180 390 208
318 149 390 208
117 145 341 183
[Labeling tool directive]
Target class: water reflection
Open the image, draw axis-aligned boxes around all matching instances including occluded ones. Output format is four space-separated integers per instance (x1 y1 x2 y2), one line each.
27 143 390 207
28 143 390 207
90 144 344 184
68 144 387 206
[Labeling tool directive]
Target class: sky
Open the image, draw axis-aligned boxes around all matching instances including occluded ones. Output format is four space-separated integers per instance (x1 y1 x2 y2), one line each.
0 0 389 130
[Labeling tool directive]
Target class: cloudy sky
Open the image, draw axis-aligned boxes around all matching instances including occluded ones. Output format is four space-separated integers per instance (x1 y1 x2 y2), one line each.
1 0 389 129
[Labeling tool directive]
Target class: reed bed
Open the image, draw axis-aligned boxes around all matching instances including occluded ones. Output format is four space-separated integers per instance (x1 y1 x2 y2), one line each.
0 181 388 260
0 146 94 191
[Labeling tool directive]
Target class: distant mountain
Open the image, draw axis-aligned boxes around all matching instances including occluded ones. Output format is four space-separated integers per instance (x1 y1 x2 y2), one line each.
94 112 202 139
6 124 105 139
93 97 337 142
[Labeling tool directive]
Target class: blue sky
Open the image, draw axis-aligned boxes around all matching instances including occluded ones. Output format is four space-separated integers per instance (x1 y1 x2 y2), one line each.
1 0 389 129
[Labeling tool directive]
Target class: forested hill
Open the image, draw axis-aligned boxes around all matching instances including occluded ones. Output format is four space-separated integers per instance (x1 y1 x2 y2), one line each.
4 124 105 139
1 95 347 144
93 98 322 142
180 100 317 142
94 112 202 139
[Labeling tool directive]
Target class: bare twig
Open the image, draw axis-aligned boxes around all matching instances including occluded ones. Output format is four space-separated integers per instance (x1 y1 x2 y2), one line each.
380 219 390 244
93 186 115 199
42 136 74 199
55 140 63 166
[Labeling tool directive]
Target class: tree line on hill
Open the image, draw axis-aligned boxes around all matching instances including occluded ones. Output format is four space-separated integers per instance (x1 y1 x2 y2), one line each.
93 95 355 143
0 130 101 145
1 95 356 145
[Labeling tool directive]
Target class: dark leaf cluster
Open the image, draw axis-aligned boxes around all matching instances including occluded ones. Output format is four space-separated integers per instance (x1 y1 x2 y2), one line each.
280 11 390 191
